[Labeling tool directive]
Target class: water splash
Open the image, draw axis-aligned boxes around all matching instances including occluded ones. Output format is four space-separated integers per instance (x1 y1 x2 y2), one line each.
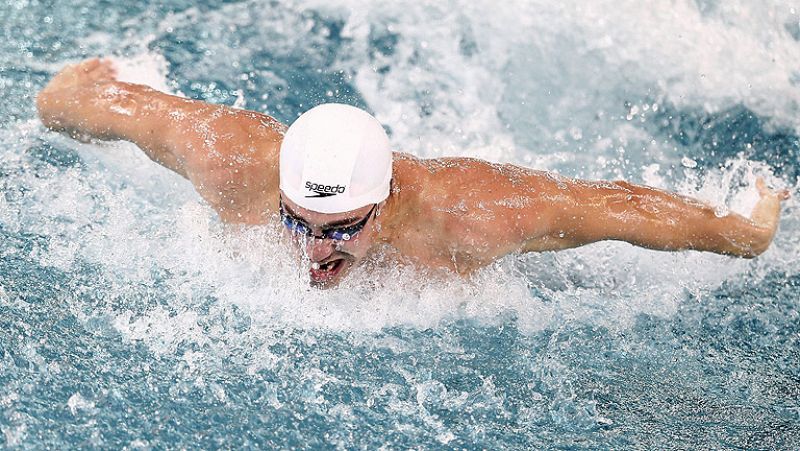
2 0 800 448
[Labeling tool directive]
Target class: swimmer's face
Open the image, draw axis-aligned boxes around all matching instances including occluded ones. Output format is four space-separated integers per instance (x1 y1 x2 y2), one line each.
279 193 381 288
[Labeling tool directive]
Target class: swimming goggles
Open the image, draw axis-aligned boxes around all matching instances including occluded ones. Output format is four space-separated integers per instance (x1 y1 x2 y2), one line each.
279 198 377 241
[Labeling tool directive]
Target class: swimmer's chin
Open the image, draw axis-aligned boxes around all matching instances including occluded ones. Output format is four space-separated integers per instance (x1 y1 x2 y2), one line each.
310 279 337 290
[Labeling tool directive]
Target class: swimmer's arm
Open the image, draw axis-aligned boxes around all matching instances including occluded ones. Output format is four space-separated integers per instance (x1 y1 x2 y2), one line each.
521 176 786 258
37 59 285 221
36 59 283 179
424 159 785 268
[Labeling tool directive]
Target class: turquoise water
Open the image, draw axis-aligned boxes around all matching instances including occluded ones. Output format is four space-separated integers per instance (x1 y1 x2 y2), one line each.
2 0 800 448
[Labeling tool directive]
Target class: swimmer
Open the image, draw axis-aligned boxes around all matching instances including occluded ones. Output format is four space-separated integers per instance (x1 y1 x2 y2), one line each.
36 58 790 287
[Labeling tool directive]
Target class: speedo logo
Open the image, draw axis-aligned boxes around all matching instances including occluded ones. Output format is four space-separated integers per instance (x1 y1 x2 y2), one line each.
305 181 346 198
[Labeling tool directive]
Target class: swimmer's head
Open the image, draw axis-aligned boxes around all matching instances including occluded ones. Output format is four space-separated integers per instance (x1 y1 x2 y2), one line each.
279 103 392 287
279 103 392 214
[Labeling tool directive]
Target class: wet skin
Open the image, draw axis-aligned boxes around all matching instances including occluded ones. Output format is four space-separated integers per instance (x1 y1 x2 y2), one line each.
36 59 790 286
280 196 381 287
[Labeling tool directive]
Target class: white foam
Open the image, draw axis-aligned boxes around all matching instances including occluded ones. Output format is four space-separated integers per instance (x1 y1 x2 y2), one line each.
112 53 178 95
6 0 797 353
66 393 95 416
307 0 800 170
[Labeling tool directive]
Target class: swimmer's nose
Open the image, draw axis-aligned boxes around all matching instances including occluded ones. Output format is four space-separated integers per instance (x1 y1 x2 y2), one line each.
305 237 335 262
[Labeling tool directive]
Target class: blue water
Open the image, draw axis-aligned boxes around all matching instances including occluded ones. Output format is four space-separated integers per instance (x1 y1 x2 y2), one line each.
2 0 800 448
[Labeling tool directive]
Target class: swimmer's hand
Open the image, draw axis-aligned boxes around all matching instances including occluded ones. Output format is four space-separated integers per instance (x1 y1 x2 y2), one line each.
749 177 790 253
37 58 118 135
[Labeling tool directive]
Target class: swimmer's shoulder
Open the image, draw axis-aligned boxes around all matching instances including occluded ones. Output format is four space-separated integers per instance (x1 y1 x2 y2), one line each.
390 153 497 203
171 108 287 223
390 152 430 202
387 152 471 224
381 153 426 232
167 106 283 176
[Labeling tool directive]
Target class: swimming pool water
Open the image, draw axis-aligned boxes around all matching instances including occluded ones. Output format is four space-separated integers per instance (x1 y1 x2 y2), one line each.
1 0 799 448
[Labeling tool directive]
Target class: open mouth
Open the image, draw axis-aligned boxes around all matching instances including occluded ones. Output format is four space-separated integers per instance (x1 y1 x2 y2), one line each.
309 258 347 285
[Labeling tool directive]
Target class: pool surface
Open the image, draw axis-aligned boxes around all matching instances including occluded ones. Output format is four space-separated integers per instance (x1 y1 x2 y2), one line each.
1 0 799 448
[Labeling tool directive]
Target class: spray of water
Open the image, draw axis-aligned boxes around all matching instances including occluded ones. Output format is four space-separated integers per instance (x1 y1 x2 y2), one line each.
1 1 798 445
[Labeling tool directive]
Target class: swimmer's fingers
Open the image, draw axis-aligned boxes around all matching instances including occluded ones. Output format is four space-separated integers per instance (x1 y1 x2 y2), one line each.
53 58 118 87
40 58 118 106
756 177 767 196
92 58 117 76
47 59 100 87
101 59 118 79
76 58 102 74
81 58 117 82
750 177 788 237
756 177 791 201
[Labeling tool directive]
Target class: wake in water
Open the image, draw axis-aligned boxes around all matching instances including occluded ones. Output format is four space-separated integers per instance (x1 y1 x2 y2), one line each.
1 0 799 448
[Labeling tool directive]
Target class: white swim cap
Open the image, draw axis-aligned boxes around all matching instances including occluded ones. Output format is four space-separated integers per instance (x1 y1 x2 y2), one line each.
279 103 393 214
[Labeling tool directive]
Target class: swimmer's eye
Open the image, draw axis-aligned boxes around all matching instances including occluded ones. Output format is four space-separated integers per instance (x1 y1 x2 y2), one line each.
279 199 377 241
282 215 312 236
325 227 356 241
321 204 377 241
